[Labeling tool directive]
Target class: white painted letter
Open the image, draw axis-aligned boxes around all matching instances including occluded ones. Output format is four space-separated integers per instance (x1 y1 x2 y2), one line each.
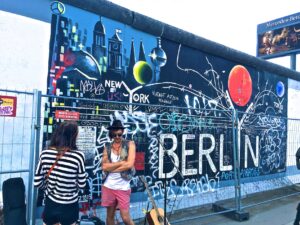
244 135 259 168
159 134 179 178
219 134 232 171
199 134 217 174
182 134 197 176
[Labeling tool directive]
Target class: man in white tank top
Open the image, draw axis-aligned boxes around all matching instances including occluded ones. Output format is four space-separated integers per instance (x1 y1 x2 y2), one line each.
102 120 136 225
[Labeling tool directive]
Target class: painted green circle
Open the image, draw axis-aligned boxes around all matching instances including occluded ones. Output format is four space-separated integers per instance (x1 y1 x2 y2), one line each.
133 61 153 84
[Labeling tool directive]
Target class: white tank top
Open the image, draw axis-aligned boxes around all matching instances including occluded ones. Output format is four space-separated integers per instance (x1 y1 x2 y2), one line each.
103 151 131 190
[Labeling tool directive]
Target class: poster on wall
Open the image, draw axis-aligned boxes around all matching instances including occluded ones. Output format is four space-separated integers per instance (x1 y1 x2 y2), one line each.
77 126 97 167
0 95 17 117
44 2 288 211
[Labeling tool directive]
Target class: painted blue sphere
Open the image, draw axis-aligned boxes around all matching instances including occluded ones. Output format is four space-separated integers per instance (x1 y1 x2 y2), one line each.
276 81 285 97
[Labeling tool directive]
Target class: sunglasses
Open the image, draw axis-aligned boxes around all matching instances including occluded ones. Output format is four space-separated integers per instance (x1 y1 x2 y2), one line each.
112 133 123 138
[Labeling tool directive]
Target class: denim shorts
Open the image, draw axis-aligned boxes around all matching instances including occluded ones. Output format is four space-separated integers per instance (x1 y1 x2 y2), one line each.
43 196 79 225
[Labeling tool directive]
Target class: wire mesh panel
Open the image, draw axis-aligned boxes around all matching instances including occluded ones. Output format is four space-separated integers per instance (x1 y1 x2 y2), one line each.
0 89 295 224
287 118 300 182
0 90 35 205
37 94 238 223
238 112 300 210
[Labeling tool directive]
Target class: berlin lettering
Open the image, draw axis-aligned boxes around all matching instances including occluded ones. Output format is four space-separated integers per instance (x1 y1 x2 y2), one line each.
158 133 259 179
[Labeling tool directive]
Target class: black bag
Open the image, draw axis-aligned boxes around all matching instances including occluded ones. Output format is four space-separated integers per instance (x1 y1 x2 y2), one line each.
2 177 27 225
79 215 105 225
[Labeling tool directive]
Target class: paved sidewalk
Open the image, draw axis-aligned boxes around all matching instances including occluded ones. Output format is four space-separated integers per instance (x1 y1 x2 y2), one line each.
36 198 298 225
36 187 300 225
167 192 299 225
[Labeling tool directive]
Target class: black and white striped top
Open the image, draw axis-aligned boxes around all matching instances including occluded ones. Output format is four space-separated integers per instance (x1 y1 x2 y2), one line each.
34 149 87 204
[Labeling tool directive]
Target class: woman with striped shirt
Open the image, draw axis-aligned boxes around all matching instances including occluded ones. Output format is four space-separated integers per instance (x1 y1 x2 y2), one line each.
34 121 87 225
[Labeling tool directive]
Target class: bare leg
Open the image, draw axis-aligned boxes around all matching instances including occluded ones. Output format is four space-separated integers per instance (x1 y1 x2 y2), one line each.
106 206 117 225
119 209 134 225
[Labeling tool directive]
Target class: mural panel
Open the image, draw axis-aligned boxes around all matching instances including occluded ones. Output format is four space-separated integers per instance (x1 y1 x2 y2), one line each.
43 4 288 213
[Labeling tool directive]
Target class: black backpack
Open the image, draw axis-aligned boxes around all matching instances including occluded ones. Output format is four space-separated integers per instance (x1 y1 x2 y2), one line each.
2 177 27 225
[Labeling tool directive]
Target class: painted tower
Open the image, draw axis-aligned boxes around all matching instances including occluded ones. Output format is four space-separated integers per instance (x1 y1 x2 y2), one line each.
92 17 107 74
108 29 123 75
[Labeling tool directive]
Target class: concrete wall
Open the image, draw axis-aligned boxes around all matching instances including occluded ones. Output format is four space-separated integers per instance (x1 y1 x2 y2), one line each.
1 0 300 219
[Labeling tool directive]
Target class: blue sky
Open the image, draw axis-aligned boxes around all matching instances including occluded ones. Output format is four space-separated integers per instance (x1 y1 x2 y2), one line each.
109 0 300 69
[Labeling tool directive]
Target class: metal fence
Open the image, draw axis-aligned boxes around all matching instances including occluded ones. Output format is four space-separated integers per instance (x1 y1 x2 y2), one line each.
1 89 300 225
0 89 41 224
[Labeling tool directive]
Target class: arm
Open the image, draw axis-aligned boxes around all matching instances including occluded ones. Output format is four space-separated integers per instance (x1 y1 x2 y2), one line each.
34 154 45 188
111 141 136 172
77 152 87 189
102 146 125 172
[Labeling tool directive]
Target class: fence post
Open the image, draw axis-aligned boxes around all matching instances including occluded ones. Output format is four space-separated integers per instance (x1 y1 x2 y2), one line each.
232 109 242 213
27 89 42 225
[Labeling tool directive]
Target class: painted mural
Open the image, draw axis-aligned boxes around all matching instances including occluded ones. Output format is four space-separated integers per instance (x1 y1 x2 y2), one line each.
43 3 288 213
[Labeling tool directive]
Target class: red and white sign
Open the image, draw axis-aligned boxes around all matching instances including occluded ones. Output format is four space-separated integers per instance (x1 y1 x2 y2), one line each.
0 95 17 117
55 110 80 120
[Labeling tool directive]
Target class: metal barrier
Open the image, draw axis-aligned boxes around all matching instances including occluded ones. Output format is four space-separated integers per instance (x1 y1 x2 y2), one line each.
1 89 300 224
38 93 238 223
0 89 41 225
239 114 300 212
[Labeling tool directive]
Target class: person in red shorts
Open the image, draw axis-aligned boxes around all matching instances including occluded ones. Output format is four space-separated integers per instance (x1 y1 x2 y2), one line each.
101 120 136 225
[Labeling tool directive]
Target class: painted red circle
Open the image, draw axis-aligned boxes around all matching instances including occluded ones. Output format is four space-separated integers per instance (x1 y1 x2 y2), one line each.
228 65 252 106
64 50 76 67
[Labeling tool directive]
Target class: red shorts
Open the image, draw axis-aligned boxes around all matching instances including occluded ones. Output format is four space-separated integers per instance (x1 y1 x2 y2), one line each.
101 185 131 210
